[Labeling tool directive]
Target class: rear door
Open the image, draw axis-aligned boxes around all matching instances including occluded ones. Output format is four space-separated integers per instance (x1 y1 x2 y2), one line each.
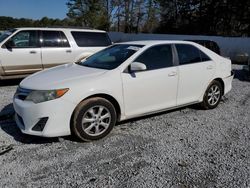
41 30 73 68
0 30 42 75
175 44 216 105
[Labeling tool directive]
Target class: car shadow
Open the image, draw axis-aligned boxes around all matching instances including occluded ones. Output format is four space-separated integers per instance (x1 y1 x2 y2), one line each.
0 103 60 144
233 68 250 82
0 78 23 87
0 103 15 120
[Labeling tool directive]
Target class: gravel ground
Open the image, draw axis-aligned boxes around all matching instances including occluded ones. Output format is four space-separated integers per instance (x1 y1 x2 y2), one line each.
0 65 249 188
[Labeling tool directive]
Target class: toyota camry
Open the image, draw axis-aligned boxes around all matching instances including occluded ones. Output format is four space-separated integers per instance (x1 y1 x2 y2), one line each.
13 41 234 141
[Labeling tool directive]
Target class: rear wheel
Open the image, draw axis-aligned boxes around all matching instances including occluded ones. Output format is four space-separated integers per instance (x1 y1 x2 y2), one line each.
201 80 223 109
72 97 117 141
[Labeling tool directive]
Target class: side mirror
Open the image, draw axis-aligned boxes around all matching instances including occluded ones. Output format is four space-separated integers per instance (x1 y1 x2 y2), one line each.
130 62 147 72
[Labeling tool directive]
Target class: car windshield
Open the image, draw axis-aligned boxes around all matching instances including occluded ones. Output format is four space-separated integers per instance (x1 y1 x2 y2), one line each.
78 44 144 70
0 29 16 43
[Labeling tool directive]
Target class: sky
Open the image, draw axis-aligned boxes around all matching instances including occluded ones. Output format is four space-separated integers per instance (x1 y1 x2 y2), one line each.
0 0 68 20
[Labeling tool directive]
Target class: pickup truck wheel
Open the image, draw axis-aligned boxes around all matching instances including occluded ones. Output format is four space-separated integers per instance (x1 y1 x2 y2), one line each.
201 80 222 109
72 97 116 141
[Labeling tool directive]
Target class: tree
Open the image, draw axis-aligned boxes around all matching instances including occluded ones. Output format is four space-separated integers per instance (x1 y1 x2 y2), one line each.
142 0 160 33
2 0 250 36
66 0 111 30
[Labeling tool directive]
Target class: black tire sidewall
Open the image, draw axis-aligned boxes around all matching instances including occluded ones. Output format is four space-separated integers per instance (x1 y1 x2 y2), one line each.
73 98 116 141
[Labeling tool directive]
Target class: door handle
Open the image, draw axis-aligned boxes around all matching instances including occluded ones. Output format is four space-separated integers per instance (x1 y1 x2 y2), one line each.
168 72 177 77
207 65 213 70
30 51 37 54
66 50 72 53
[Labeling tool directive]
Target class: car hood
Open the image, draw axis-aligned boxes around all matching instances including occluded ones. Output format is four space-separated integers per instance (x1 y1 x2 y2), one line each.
20 63 107 90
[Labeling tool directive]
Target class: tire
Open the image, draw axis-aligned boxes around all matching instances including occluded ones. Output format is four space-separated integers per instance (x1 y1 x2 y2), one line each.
72 97 117 141
201 80 223 110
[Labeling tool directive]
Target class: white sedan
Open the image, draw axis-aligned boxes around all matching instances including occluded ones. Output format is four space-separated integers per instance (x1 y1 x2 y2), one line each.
13 41 234 141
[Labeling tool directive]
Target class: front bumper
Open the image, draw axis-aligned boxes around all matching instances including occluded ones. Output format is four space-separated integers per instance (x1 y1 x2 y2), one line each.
13 97 76 137
223 71 234 95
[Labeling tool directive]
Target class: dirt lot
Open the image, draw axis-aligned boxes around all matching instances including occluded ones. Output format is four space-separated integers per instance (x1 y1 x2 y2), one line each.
0 65 249 188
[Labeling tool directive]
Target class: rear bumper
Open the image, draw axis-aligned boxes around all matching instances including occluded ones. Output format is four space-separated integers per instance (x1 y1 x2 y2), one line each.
223 71 234 95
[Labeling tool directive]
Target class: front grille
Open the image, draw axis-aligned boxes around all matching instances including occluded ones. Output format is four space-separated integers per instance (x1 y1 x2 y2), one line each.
15 87 32 101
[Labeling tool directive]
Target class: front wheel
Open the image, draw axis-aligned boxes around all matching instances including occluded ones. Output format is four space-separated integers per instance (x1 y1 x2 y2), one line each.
201 80 223 109
72 97 117 141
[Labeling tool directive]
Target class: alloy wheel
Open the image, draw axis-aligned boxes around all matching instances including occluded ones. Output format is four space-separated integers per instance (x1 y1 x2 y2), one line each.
207 85 221 106
81 105 111 136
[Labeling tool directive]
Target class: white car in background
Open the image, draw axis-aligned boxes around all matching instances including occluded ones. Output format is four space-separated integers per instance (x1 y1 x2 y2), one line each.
0 27 111 80
13 41 234 141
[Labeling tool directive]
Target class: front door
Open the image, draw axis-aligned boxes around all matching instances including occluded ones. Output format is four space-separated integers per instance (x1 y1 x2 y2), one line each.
121 44 179 117
1 30 42 75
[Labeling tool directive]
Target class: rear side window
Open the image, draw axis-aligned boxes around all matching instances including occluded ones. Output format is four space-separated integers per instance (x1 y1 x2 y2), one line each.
208 42 220 54
42 31 70 47
176 44 211 65
71 32 111 47
200 51 211 62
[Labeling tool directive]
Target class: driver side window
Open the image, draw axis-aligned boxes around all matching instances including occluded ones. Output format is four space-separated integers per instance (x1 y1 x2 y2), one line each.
134 45 173 71
6 30 39 48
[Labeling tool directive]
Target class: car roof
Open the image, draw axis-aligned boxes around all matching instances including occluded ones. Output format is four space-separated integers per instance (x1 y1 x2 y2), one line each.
14 27 106 33
119 40 200 46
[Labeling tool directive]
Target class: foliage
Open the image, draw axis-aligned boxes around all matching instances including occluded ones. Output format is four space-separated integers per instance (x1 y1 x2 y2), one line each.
1 0 250 36
66 0 110 30
0 16 76 30
156 0 250 36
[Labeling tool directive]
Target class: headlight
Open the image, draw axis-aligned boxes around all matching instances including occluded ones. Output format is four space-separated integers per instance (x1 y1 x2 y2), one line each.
25 88 69 103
